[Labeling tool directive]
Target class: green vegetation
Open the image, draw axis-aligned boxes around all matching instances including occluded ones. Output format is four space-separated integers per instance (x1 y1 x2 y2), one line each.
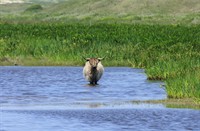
0 0 199 25
0 23 200 101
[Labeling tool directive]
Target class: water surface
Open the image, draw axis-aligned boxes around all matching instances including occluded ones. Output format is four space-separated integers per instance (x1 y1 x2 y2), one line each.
0 66 199 131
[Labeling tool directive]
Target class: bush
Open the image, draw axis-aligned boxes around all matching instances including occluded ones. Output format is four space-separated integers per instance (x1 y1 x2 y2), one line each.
25 4 43 12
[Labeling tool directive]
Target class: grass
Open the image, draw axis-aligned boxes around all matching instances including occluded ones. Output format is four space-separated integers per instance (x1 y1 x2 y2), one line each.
0 23 200 102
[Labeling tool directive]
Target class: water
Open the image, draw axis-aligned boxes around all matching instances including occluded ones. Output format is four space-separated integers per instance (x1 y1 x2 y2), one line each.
0 66 200 131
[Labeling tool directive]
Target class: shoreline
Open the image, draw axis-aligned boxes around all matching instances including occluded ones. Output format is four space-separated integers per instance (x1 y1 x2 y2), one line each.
137 98 200 110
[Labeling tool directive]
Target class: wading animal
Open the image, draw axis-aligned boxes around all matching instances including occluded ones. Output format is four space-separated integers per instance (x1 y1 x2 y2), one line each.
83 57 104 85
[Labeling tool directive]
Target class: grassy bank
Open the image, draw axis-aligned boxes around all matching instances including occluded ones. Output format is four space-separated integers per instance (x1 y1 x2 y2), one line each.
0 23 200 101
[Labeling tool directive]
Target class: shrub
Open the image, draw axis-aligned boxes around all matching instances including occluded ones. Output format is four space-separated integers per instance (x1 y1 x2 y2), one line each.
25 4 43 12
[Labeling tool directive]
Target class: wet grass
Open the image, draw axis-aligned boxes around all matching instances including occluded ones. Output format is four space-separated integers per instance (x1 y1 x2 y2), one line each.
140 98 200 110
0 23 200 102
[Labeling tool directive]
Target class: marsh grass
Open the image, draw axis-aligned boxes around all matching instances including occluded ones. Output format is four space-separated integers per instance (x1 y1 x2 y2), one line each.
0 23 200 100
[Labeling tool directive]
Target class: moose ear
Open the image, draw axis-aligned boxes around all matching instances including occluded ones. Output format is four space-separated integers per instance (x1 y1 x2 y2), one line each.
98 56 105 61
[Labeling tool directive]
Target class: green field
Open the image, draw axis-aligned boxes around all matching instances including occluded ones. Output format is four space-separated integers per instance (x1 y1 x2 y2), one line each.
0 0 200 102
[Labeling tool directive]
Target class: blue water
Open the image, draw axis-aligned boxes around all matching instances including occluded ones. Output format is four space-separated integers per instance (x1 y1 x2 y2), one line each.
0 66 199 131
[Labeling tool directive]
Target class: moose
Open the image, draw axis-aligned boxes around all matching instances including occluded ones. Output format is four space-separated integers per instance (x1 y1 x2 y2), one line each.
83 57 104 85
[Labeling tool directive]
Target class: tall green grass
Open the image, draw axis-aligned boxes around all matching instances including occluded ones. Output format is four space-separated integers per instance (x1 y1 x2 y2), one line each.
0 23 200 100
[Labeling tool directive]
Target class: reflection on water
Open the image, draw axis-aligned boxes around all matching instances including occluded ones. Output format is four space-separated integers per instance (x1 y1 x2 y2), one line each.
0 66 199 131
